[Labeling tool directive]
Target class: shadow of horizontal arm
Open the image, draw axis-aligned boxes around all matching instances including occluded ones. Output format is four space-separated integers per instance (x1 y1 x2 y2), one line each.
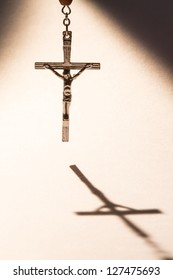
76 209 162 216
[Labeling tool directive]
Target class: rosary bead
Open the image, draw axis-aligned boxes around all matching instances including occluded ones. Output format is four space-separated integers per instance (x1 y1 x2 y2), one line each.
59 0 73 5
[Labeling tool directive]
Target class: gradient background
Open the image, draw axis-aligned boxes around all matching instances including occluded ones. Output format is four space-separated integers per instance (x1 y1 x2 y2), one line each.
0 0 173 259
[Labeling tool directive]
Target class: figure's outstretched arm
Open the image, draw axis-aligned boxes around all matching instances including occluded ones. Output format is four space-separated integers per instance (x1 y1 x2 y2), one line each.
73 63 92 79
44 64 64 79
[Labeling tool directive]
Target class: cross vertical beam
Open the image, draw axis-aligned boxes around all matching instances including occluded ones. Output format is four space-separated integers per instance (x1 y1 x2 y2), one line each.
63 31 72 64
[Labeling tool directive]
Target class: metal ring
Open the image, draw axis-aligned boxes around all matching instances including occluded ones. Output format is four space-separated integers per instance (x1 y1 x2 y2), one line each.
62 6 71 16
63 18 71 27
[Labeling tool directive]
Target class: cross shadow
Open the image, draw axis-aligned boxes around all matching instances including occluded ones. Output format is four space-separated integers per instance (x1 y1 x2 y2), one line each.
90 0 173 73
70 164 172 259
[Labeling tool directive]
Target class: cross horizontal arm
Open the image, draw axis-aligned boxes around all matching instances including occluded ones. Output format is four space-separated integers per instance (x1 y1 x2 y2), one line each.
35 62 100 70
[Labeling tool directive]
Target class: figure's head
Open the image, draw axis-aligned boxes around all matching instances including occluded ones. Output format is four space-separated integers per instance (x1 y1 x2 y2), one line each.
63 69 71 80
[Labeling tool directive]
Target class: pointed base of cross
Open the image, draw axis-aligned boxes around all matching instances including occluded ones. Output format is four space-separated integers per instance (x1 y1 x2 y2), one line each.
62 120 69 142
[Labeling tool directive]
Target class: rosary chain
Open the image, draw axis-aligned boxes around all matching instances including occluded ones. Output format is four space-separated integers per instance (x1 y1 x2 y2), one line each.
62 6 71 35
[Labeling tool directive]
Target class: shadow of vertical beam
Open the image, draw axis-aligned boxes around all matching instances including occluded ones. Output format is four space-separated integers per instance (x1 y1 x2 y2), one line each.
70 165 172 259
90 0 173 72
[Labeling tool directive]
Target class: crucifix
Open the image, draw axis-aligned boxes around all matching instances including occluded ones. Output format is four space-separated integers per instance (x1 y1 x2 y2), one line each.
35 0 100 142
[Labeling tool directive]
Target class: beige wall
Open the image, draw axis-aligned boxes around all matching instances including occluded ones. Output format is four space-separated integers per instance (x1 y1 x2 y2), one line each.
0 0 173 259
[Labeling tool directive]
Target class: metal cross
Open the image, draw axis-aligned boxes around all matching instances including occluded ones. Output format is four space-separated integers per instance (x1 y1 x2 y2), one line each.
35 31 100 141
